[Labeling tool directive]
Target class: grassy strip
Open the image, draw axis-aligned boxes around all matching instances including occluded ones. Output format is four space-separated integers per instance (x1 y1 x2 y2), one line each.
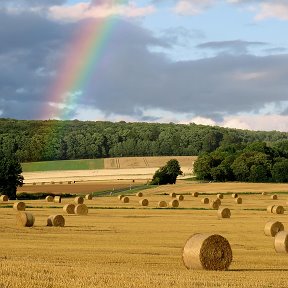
21 159 104 172
16 192 76 200
243 208 267 211
91 185 154 197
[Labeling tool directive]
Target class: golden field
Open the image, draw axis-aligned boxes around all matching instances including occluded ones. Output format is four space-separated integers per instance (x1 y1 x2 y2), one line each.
1 181 288 287
22 156 196 184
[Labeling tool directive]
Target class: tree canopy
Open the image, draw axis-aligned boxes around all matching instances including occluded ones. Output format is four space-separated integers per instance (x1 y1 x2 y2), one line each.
0 151 23 199
194 141 288 183
151 159 183 185
0 118 287 162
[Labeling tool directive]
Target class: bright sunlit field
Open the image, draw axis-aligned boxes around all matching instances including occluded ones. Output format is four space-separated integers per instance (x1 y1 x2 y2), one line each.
1 182 288 288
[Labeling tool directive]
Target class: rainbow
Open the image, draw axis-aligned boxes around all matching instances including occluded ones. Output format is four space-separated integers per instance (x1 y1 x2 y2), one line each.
45 8 123 120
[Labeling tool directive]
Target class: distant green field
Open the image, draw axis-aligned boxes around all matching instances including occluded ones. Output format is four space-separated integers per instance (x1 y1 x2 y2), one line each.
21 159 104 172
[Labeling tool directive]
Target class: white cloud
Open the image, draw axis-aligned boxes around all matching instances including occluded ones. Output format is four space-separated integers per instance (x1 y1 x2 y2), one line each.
49 2 155 21
173 0 214 15
255 2 288 21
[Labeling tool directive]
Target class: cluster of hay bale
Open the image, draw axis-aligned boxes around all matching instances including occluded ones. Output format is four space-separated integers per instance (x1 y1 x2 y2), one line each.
16 212 35 227
85 194 93 200
74 196 84 204
169 199 179 208
218 208 231 219
201 198 209 204
13 202 26 211
139 199 149 206
74 204 88 215
264 221 284 237
210 200 220 210
0 195 9 202
47 215 65 227
235 197 242 204
63 203 75 214
267 205 284 214
182 233 233 270
264 221 288 254
158 201 167 208
54 196 62 203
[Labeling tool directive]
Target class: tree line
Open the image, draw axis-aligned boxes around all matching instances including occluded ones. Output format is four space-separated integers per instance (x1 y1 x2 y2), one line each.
194 141 288 183
0 118 287 163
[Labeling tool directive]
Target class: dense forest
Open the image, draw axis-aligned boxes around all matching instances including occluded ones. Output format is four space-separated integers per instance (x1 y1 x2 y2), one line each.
0 118 287 163
194 141 288 183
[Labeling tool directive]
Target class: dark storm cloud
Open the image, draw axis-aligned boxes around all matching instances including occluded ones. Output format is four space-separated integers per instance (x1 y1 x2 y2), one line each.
197 40 268 55
0 8 288 121
0 0 65 8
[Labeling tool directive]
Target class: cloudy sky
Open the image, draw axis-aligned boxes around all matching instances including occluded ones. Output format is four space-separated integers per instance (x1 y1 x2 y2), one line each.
1 0 288 131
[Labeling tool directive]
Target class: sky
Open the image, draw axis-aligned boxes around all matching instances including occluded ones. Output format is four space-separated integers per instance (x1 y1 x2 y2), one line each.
0 0 288 132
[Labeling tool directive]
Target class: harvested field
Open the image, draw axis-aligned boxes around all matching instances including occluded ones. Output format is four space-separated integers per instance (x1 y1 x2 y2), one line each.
18 181 145 195
104 156 196 170
1 181 288 287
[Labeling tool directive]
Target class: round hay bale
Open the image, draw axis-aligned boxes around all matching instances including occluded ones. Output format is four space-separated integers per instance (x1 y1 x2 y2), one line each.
158 201 167 208
231 193 238 199
177 195 184 201
47 215 65 227
274 231 288 253
261 192 267 195
74 204 88 215
45 195 54 202
16 212 35 227
121 196 129 203
192 192 199 197
85 194 93 200
74 196 84 204
169 199 179 208
136 192 143 197
33 182 36 185
63 203 75 214
235 197 242 204
215 198 221 206
0 195 9 202
264 221 284 237
41 182 45 185
59 181 63 184
51 181 55 184
217 208 231 219
217 194 223 199
170 192 176 198
54 196 61 203
139 199 149 206
201 198 209 204
118 195 124 201
13 202 26 211
68 181 72 184
271 194 278 200
210 200 220 210
272 205 284 214
182 233 233 270
267 205 274 213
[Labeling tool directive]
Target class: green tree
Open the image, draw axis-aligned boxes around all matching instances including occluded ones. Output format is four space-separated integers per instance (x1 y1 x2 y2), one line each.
0 151 24 199
151 159 182 185
272 159 288 182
